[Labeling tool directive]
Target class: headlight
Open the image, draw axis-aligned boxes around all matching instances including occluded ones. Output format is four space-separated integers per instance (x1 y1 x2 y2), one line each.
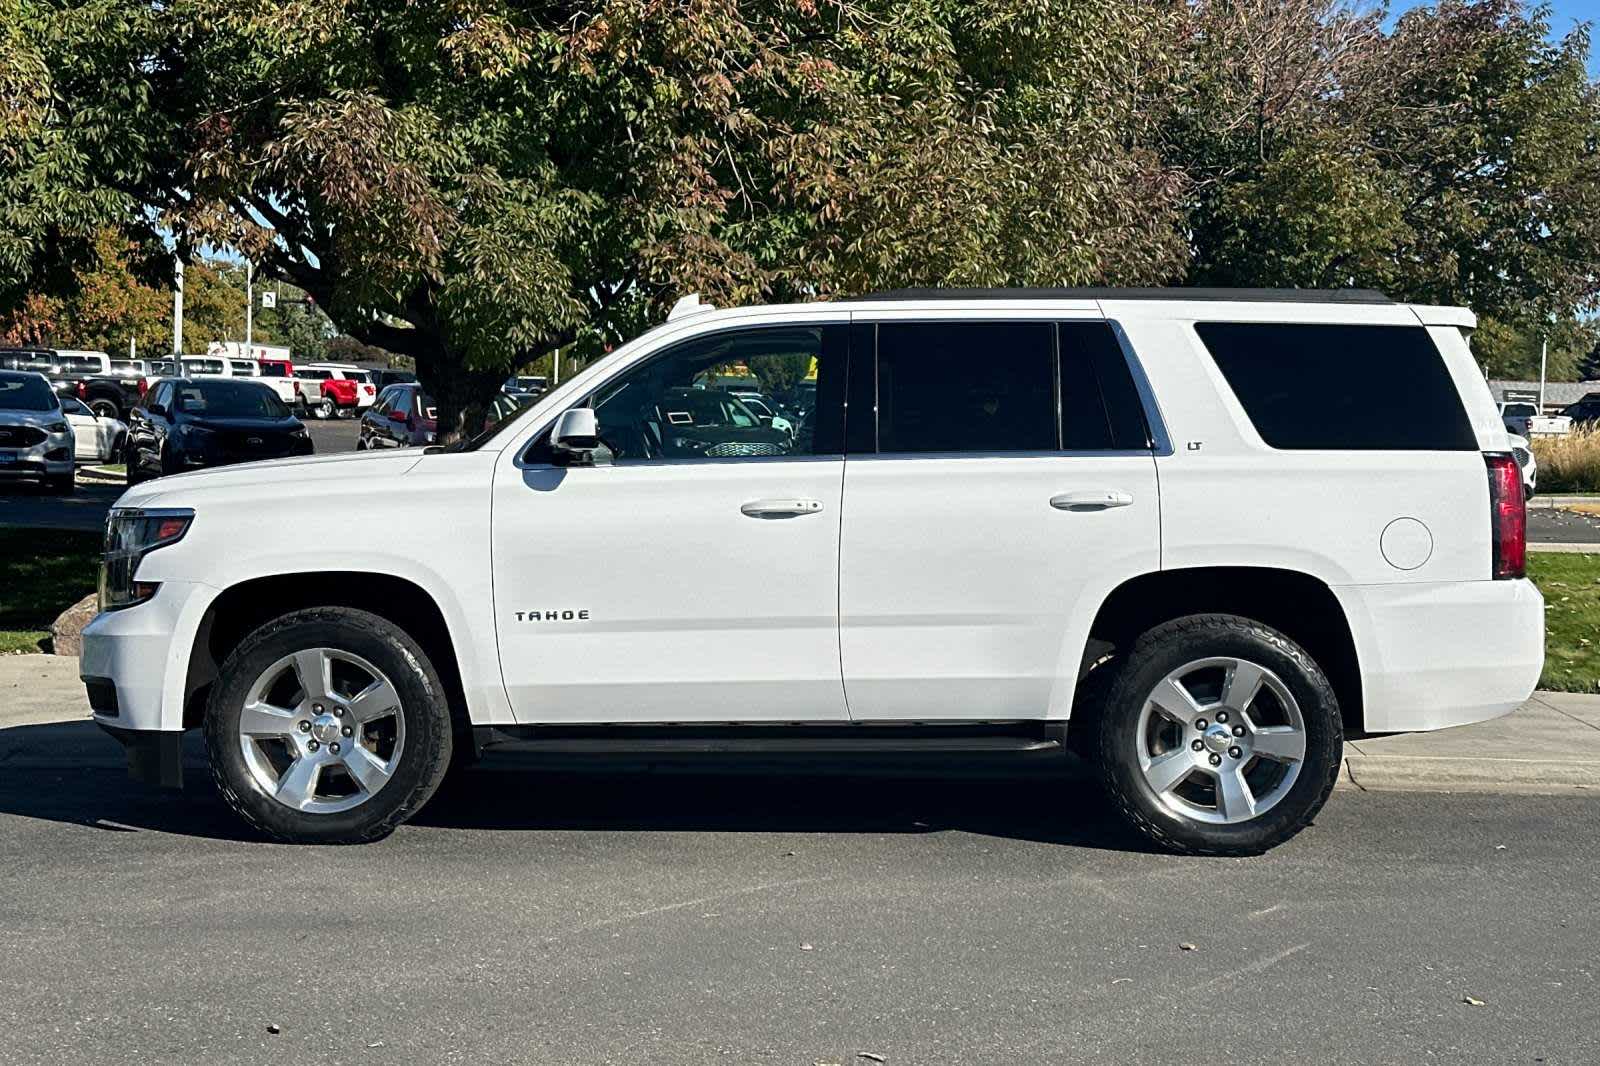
100 508 194 611
291 425 309 437
47 421 69 434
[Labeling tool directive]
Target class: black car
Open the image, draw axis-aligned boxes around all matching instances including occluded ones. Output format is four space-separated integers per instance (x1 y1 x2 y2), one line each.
1565 393 1600 427
358 382 438 448
125 378 313 483
372 368 417 389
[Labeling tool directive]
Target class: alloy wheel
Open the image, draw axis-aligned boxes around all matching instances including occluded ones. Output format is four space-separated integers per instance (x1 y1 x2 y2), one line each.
236 647 407 814
1134 656 1307 825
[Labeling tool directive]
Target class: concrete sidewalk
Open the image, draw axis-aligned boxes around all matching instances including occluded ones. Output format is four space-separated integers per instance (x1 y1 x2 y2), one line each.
3 654 1598 792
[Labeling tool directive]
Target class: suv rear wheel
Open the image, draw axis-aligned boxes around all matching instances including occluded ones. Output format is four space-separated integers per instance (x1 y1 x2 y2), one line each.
1095 614 1342 856
203 607 453 843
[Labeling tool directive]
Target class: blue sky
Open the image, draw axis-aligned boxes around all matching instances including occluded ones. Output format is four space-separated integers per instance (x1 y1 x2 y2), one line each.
1392 1 1599 76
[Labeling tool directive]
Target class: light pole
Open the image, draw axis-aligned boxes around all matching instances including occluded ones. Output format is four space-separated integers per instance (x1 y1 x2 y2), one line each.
245 260 253 350
173 255 185 355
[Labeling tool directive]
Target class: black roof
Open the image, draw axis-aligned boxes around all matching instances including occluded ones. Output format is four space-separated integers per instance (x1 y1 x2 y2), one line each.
843 287 1394 304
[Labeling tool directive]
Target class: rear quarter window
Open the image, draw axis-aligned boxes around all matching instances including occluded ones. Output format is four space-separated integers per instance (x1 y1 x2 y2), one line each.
1194 322 1476 451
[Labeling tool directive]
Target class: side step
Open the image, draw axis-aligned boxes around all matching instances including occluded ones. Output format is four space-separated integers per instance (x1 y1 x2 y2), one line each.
474 723 1067 758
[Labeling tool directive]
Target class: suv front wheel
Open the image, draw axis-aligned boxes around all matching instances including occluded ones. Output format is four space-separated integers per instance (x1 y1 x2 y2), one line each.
1095 614 1342 856
204 607 454 843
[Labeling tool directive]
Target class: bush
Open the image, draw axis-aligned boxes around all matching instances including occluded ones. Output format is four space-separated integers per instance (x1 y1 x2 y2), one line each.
1530 427 1600 493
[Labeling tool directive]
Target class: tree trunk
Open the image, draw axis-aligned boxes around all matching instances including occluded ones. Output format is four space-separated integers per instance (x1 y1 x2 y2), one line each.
414 346 505 445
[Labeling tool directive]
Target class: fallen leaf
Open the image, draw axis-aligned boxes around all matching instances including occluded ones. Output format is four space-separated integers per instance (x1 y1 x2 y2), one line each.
1179 943 1198 952
266 1024 281 1035
800 943 815 951
1462 995 1486 1007
858 1054 887 1063
1111 978 1132 985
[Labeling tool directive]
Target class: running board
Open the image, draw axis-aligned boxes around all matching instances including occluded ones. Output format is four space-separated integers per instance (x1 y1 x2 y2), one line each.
473 723 1066 757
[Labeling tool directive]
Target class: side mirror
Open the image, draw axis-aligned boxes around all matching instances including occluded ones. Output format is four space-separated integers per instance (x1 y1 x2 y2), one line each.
550 408 611 467
146 403 166 418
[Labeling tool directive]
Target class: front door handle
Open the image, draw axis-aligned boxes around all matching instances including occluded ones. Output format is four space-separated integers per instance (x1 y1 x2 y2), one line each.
1050 490 1135 511
741 498 825 518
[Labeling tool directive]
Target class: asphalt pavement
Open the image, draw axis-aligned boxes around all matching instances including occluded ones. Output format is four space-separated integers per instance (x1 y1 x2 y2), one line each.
1527 503 1600 545
3 656 1599 1064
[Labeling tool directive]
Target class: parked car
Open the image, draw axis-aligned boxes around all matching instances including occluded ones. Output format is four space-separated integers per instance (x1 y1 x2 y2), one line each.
503 374 547 396
60 395 127 464
1 347 145 420
295 363 374 419
1563 393 1600 428
358 383 438 448
83 288 1541 854
373 368 417 389
1506 432 1538 497
483 390 532 433
719 390 794 436
250 357 302 407
1498 400 1570 438
124 377 312 483
0 370 74 492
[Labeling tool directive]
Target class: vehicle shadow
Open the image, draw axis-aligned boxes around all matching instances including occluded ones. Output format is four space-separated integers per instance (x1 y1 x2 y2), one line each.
0 719 1156 853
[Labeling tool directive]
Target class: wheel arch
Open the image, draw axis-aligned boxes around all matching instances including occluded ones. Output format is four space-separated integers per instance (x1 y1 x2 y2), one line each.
1078 566 1364 735
182 572 472 742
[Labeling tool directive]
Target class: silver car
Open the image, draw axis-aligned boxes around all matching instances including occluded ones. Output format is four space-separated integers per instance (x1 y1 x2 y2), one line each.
0 370 76 493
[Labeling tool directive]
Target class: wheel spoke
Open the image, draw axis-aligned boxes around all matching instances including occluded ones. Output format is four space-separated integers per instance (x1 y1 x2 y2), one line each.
1148 677 1203 725
346 676 400 724
1214 766 1257 821
275 756 322 810
341 744 393 795
239 701 299 738
292 649 331 706
1223 661 1265 714
1251 726 1306 763
1143 749 1196 795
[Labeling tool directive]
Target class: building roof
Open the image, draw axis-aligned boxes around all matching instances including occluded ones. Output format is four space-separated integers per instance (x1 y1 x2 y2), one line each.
1489 380 1600 407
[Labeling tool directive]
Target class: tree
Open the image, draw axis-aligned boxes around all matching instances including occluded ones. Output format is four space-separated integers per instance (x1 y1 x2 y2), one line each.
2 0 1193 438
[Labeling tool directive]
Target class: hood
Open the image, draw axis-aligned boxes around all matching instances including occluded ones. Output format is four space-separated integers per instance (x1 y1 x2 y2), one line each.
0 409 69 431
116 448 424 509
185 415 302 433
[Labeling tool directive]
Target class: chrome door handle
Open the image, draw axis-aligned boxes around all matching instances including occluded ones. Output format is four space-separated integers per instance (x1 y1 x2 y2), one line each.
741 498 825 518
1050 490 1134 511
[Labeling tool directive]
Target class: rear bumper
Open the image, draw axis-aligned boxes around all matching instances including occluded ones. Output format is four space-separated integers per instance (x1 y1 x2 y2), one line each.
1334 578 1544 733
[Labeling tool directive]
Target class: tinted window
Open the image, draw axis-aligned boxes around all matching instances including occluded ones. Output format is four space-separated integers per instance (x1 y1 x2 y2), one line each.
553 325 844 463
182 358 226 375
57 355 104 374
1195 323 1475 450
875 322 1056 453
109 359 143 375
1060 322 1151 451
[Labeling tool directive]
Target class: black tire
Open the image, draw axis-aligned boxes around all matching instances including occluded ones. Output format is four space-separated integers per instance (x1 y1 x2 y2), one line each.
89 399 121 420
1094 614 1342 856
317 397 334 420
204 607 454 844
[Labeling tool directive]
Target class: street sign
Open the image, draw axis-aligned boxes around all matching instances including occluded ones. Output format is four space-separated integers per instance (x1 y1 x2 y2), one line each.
260 291 277 309
1502 388 1539 404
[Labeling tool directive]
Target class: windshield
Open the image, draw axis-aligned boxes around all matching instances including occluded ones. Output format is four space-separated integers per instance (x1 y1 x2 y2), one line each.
177 380 290 419
259 361 291 377
109 360 144 375
0 373 60 411
1504 403 1536 416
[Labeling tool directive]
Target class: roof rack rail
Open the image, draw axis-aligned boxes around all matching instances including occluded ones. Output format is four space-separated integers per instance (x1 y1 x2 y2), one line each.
842 287 1394 305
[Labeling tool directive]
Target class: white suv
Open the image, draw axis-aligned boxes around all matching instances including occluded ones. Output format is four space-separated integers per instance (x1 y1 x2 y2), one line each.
80 288 1543 854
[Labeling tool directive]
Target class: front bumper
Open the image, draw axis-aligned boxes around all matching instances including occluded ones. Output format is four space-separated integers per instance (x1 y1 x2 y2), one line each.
1335 577 1544 733
96 721 185 788
80 579 220 734
0 435 73 479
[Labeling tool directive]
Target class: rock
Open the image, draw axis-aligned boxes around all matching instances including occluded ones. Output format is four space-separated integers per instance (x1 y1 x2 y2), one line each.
50 593 98 657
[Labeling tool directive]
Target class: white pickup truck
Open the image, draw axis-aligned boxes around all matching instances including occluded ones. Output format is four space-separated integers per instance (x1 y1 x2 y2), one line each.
1499 401 1570 437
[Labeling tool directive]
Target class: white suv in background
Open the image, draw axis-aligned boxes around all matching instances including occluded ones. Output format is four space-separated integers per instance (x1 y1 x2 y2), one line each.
80 288 1542 854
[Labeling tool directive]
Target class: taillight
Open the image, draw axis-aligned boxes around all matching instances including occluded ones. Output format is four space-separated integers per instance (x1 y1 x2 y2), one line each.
76 381 87 399
137 377 149 398
1486 453 1525 580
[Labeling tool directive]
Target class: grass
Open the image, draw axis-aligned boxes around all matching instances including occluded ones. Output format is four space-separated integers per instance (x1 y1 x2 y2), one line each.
1528 552 1600 692
1530 426 1600 493
0 528 101 653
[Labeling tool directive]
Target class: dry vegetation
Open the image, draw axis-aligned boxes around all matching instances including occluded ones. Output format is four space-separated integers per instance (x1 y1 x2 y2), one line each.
1530 427 1600 493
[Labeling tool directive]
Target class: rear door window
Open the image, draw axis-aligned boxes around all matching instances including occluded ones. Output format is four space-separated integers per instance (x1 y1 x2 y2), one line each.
1195 322 1476 450
874 322 1056 454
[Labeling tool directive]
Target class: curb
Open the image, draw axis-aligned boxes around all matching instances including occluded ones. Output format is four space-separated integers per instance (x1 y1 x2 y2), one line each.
76 467 125 484
1340 753 1600 794
1528 495 1600 509
1528 543 1600 553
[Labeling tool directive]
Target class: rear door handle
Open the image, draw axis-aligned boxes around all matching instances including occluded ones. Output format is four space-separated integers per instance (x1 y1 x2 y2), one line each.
741 498 825 518
1050 490 1135 511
